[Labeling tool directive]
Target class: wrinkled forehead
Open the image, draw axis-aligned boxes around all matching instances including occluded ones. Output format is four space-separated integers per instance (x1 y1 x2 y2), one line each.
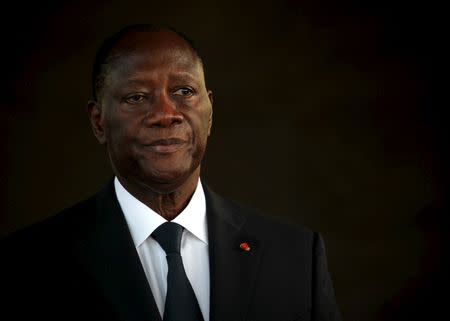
104 30 204 82
111 30 200 68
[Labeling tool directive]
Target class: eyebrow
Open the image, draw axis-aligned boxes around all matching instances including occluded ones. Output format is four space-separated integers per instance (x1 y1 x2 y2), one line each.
169 72 200 84
123 72 201 86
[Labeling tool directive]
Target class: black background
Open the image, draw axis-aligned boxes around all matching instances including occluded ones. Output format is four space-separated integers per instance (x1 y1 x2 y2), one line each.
0 1 444 320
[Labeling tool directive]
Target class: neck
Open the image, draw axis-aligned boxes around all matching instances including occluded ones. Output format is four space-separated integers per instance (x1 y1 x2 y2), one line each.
117 168 200 221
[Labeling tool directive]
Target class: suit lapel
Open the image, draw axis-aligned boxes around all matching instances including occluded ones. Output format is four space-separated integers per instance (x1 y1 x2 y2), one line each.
71 180 263 321
73 181 162 321
204 185 264 321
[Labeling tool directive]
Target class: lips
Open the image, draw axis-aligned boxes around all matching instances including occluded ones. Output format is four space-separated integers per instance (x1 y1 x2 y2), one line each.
144 138 187 154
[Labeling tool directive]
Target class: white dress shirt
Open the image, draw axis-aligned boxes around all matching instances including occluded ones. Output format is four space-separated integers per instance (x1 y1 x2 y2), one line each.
114 177 210 321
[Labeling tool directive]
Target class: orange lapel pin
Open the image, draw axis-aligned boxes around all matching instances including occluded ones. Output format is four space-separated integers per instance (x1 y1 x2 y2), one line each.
239 242 251 252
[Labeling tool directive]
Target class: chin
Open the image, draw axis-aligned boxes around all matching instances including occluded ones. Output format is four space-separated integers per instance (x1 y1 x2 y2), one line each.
138 166 198 193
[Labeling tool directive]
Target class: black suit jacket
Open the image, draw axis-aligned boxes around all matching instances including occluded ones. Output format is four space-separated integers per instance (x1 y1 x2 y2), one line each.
1 181 341 321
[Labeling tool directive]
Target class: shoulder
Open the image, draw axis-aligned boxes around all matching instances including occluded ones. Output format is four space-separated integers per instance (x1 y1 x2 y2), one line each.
204 183 317 245
1 179 120 246
1 193 97 251
244 202 315 242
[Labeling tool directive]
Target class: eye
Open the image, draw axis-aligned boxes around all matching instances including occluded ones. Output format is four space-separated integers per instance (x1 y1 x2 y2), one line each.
125 93 146 104
173 87 194 97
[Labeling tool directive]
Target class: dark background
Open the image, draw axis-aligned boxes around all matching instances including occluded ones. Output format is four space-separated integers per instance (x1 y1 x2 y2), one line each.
0 1 444 320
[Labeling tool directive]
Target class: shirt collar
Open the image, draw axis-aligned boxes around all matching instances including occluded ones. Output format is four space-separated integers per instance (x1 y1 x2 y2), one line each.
114 177 208 247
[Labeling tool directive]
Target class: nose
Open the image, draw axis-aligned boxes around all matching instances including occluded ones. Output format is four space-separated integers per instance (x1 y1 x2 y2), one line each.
145 92 183 128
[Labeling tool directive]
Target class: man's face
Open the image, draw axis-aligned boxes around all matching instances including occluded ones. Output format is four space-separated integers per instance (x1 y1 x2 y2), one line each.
89 31 213 193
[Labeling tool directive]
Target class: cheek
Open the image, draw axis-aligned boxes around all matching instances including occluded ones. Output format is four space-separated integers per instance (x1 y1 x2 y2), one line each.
201 113 213 140
192 116 211 156
106 108 137 136
104 117 138 154
196 104 212 132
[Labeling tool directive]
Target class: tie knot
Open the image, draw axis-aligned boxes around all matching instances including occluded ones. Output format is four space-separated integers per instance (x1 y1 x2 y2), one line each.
152 222 184 254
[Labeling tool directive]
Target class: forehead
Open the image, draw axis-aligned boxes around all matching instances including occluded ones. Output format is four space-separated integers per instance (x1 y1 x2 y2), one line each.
107 30 203 81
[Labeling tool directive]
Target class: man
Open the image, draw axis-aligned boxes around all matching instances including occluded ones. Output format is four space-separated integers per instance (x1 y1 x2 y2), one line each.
1 25 342 321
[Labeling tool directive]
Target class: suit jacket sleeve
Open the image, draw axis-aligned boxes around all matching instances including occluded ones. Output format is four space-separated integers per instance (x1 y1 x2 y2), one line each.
312 232 342 321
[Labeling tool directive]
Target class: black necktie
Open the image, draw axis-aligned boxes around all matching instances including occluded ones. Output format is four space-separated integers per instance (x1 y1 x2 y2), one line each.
152 222 205 321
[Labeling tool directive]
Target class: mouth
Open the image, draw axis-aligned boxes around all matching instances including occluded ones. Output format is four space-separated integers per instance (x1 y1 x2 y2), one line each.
144 138 187 154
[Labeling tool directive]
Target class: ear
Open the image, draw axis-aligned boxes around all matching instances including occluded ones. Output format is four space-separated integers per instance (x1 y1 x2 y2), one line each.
207 90 213 136
87 100 107 144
